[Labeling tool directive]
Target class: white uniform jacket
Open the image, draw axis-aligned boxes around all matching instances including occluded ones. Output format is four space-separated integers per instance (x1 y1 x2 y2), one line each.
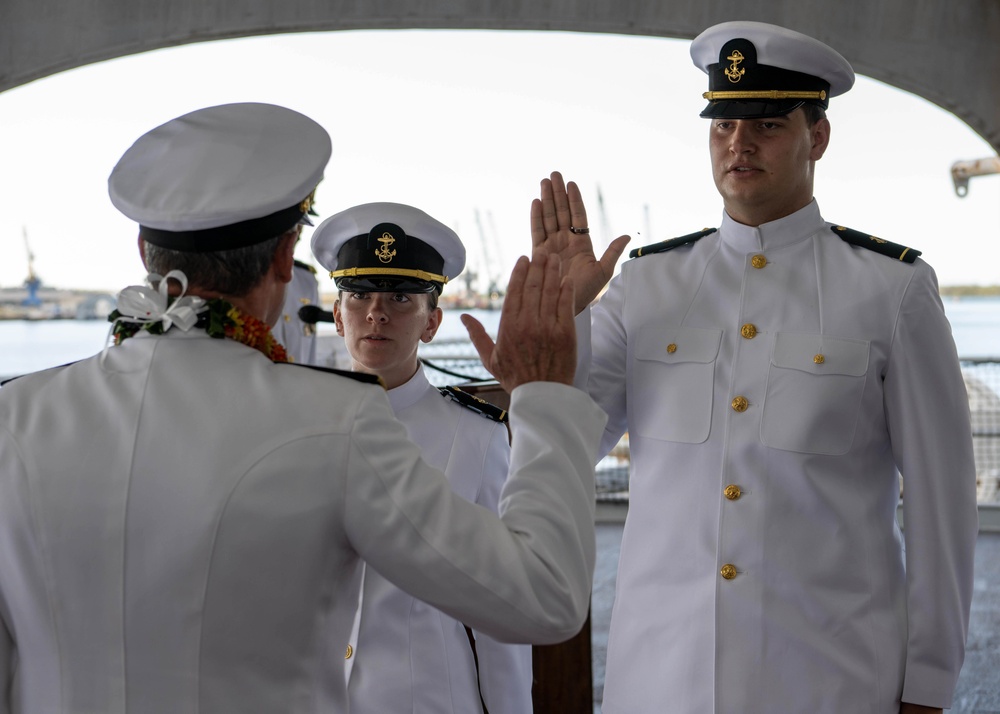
274 260 320 364
0 328 605 714
346 369 532 714
581 202 978 713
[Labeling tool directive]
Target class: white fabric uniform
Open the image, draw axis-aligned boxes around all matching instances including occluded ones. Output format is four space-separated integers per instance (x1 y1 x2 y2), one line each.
274 260 320 365
0 328 605 714
346 368 532 713
581 201 978 713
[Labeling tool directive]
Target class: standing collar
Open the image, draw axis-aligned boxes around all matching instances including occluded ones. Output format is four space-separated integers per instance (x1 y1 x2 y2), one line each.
719 200 826 253
387 366 432 412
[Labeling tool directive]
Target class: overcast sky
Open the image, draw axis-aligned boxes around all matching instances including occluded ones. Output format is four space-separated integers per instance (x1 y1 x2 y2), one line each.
1 29 997 294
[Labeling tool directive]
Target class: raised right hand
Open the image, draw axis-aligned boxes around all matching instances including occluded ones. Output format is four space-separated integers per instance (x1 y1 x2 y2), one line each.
530 171 630 314
461 253 576 392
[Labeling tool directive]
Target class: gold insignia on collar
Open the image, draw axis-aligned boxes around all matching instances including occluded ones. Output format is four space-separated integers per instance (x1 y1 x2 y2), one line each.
869 235 887 244
375 231 397 263
725 50 746 83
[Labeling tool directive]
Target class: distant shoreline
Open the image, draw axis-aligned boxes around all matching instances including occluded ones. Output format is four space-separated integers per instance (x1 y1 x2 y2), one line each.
940 285 1000 297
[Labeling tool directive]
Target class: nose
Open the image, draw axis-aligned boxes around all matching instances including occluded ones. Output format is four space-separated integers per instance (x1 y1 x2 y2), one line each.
367 295 390 324
729 120 755 154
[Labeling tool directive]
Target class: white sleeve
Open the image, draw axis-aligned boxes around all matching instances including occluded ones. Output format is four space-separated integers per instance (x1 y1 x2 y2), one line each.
884 261 978 708
471 422 533 714
344 382 606 644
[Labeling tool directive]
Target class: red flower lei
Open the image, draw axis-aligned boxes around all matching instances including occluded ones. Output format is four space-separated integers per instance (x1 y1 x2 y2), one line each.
110 298 289 363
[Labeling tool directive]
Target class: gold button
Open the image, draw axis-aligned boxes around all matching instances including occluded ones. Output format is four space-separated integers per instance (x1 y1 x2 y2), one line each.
740 323 758 339
667 343 677 354
723 484 742 500
345 644 353 659
283 314 291 322
813 354 825 364
731 396 749 413
720 564 738 580
751 254 767 269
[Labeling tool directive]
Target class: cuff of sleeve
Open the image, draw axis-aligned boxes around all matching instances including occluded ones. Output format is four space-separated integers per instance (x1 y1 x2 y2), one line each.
900 664 959 710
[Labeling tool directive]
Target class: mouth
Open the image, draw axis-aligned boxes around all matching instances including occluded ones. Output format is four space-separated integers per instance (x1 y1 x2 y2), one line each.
363 334 390 342
728 165 760 174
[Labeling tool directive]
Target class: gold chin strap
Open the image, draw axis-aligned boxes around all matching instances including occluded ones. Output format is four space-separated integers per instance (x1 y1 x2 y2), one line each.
330 266 449 284
703 89 827 101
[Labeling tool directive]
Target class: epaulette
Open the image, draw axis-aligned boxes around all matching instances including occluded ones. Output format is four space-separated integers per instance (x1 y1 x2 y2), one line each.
831 225 921 264
279 362 385 388
628 228 718 259
293 260 318 274
438 386 508 423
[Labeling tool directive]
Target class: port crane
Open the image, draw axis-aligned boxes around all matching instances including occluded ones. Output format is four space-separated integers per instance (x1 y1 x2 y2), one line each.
22 227 42 307
951 155 1000 197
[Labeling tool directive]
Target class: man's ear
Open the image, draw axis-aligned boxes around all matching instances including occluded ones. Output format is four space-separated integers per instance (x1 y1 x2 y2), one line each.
273 230 298 284
810 117 831 161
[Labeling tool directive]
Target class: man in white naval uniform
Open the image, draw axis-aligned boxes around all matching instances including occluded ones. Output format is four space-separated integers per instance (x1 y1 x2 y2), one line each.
531 22 977 714
312 202 532 713
0 103 605 714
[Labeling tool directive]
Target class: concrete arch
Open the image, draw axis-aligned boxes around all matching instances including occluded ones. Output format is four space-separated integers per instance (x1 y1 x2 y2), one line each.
2 0 998 153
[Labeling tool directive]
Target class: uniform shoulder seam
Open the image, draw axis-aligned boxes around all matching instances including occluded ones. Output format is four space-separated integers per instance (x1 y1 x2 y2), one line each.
278 362 385 388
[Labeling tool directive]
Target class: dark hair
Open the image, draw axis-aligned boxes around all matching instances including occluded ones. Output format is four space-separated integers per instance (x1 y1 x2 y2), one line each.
141 231 289 297
801 103 827 127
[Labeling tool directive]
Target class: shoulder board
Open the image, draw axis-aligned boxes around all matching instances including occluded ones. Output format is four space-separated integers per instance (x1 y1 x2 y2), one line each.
830 225 921 264
628 228 717 259
293 260 318 274
279 362 385 388
438 386 508 423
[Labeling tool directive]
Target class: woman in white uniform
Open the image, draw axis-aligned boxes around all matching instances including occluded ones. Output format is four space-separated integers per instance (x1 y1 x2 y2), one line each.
312 202 533 714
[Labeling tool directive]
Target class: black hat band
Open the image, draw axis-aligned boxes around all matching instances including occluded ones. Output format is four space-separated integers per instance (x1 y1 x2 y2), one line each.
140 202 307 253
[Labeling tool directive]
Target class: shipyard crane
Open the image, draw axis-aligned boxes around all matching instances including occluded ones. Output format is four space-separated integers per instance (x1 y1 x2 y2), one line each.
22 227 42 307
951 155 1000 197
474 208 502 299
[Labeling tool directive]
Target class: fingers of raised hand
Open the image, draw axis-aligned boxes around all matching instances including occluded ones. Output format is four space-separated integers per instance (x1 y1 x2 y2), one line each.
461 313 496 370
539 177 560 237
549 171 573 231
530 198 547 249
566 180 589 235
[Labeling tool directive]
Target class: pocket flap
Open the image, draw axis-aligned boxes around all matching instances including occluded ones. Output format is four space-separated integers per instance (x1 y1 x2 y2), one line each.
771 332 869 376
635 326 723 365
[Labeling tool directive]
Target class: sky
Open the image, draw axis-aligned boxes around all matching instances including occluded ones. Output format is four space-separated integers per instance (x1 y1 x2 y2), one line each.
0 29 998 294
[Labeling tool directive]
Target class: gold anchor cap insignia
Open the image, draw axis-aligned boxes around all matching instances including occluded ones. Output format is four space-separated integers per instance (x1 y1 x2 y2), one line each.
375 231 397 263
725 49 746 83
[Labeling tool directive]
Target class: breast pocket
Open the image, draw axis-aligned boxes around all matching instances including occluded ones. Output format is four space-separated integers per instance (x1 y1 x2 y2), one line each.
761 333 870 455
630 326 722 444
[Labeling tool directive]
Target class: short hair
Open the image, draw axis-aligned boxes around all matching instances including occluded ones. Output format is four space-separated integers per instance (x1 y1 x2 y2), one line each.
801 103 827 127
141 231 288 297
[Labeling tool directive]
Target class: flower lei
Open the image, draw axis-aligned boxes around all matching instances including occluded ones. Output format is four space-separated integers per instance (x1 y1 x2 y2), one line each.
107 271 289 363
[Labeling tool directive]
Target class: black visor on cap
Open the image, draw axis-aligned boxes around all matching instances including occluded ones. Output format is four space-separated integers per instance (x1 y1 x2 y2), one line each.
700 37 830 119
331 222 446 294
334 275 440 294
700 98 807 119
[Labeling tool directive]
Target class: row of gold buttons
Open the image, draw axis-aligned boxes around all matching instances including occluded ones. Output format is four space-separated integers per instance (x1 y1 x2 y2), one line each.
719 254 768 580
